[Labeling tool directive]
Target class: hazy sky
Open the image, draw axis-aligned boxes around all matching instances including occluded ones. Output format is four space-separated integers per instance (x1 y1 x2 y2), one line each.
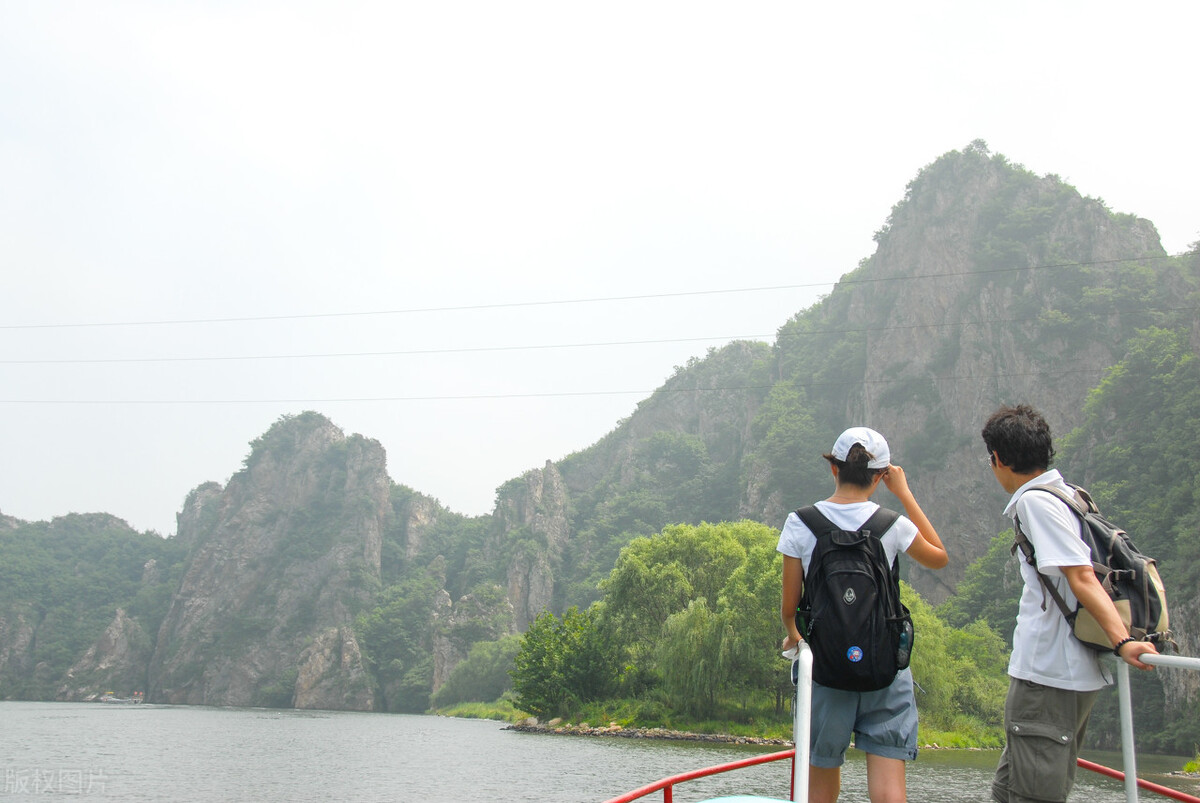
3 2 1197 535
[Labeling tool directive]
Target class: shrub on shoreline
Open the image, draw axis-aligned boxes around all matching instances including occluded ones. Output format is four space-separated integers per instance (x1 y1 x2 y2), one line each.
434 698 1004 748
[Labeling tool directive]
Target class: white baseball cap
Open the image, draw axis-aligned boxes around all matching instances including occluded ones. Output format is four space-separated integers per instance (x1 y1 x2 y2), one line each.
831 427 891 469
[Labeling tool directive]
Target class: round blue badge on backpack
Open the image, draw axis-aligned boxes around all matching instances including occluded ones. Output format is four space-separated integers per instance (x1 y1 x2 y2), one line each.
847 646 863 663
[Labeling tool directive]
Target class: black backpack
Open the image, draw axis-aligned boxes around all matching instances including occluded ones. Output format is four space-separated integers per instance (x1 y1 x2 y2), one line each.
794 506 914 692
1012 483 1172 652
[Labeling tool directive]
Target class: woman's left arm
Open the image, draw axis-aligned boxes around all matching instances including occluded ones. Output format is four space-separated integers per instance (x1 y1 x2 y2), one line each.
885 464 948 569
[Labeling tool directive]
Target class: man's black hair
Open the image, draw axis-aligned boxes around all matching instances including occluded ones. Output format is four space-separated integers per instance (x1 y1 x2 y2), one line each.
981 404 1055 474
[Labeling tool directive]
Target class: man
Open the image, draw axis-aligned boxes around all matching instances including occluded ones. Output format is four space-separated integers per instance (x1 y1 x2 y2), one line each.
982 404 1157 803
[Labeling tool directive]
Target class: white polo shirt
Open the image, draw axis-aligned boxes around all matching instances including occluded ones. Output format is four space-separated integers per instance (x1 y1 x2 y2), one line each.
1004 469 1108 691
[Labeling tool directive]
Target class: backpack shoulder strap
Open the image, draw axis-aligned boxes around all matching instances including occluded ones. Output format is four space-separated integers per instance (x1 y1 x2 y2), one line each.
798 505 901 574
795 505 835 536
1024 483 1090 518
1011 487 1078 621
795 505 899 538
861 507 902 575
860 507 900 539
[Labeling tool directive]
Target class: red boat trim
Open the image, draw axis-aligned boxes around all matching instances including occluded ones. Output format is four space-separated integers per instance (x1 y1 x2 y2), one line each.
1077 758 1200 803
602 750 1200 803
602 748 795 803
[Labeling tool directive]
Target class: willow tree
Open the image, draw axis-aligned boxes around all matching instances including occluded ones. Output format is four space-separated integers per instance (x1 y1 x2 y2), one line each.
599 520 783 713
656 599 730 718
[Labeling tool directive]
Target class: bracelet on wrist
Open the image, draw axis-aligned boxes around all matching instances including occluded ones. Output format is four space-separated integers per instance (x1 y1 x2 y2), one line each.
1113 636 1137 656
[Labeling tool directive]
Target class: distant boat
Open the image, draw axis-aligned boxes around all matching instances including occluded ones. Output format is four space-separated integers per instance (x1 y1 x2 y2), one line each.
99 690 144 704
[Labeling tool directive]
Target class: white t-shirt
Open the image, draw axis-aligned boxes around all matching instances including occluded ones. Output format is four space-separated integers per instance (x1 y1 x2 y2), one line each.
776 500 918 575
1004 469 1109 691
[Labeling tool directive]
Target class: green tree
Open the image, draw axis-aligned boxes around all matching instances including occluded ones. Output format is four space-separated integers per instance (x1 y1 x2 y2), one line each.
1061 327 1200 582
599 521 777 663
355 570 442 712
432 635 523 707
656 599 730 718
936 531 1022 645
905 584 1008 738
600 549 692 656
715 538 787 710
511 606 617 719
747 383 830 502
596 520 783 715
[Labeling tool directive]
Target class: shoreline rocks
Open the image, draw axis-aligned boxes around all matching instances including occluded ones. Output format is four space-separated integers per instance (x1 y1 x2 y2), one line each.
501 718 996 751
503 719 791 746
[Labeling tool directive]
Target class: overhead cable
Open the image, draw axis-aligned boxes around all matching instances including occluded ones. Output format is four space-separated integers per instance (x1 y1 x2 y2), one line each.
1 252 1188 331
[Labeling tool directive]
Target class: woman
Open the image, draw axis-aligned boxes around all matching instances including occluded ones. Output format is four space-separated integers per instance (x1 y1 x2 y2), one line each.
778 427 948 803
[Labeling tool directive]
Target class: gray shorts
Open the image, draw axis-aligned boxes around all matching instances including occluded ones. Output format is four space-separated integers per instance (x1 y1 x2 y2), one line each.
808 668 919 768
991 678 1099 803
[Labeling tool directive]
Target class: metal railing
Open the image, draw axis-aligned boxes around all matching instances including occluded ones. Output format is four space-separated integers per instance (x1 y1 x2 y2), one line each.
602 648 1200 803
1109 653 1200 803
602 645 813 803
789 642 812 801
600 748 797 803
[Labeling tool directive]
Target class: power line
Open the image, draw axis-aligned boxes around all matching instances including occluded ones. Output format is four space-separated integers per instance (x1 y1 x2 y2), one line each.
0 367 1113 405
0 333 774 365
3 302 1196 366
0 252 1187 331
1 252 1188 402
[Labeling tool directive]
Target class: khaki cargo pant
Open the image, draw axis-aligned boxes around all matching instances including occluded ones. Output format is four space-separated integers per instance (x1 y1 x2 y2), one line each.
991 678 1100 803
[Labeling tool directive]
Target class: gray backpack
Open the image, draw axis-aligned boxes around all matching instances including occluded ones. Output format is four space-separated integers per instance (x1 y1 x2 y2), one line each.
1012 483 1172 651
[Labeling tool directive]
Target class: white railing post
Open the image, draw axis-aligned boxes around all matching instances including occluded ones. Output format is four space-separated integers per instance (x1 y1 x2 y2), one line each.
1116 660 1139 803
1114 653 1200 803
791 643 812 803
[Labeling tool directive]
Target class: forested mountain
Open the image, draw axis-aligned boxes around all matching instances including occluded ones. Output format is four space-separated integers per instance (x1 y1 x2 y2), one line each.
2 141 1197 747
0 514 186 700
552 139 1188 606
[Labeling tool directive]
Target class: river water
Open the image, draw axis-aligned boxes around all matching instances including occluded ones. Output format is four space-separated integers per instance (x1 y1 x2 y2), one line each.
1 702 1196 802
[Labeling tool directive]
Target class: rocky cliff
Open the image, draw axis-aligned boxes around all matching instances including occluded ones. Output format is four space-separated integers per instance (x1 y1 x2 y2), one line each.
0 607 35 692
541 143 1172 605
493 461 570 631
57 608 152 701
777 143 1167 599
146 412 390 709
